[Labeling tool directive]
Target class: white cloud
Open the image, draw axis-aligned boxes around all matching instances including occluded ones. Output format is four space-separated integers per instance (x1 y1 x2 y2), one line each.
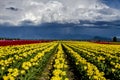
0 0 120 25
82 24 96 27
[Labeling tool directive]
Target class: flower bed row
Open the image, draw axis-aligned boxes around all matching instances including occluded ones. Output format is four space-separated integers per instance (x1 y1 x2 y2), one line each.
0 42 58 80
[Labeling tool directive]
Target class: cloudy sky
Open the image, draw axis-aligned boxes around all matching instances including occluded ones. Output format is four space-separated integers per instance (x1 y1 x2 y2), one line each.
0 0 120 39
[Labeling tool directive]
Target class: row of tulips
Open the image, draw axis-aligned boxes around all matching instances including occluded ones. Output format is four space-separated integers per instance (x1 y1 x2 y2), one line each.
62 43 106 80
64 41 120 80
0 42 58 80
67 44 119 79
0 41 120 80
50 44 69 80
0 43 52 70
70 43 120 66
0 43 49 59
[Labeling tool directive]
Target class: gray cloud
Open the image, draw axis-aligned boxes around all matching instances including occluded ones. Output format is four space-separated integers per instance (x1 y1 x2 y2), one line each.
0 0 120 25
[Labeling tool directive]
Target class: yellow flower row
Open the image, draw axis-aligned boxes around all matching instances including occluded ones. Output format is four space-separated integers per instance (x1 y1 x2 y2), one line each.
0 43 52 68
0 43 47 59
1 42 57 80
63 43 106 80
67 42 120 69
51 44 68 80
21 43 57 70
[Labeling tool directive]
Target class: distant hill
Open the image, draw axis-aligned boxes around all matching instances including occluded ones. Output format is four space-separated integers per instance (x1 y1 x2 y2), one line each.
93 36 111 41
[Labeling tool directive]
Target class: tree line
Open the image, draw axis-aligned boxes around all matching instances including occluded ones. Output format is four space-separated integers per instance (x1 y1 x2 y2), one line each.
0 37 20 40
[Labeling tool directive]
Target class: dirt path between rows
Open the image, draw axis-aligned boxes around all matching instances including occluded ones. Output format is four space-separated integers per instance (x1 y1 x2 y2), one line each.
35 47 75 80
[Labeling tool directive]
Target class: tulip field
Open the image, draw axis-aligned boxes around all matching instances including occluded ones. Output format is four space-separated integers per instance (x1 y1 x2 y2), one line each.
0 41 120 80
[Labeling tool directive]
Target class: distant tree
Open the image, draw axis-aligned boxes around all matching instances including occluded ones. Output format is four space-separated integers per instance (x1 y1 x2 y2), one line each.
113 36 117 42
